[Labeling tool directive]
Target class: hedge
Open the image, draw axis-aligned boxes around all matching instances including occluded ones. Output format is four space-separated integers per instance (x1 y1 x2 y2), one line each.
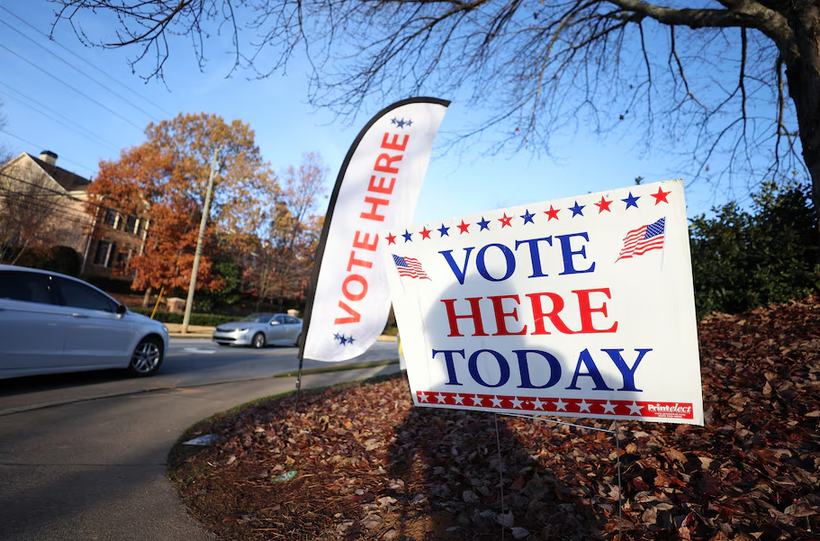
129 307 238 326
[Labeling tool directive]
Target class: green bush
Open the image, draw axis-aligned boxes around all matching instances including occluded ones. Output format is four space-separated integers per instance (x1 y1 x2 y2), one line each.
689 181 819 317
129 307 237 326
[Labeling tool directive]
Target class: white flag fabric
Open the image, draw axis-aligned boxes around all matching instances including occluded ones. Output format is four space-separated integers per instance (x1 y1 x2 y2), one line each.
301 98 449 362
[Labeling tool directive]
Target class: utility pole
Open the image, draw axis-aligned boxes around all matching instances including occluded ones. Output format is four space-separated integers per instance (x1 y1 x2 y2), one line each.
182 147 220 333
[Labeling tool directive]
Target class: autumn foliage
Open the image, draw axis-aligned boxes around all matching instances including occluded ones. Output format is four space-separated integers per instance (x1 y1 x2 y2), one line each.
170 296 820 540
88 113 278 293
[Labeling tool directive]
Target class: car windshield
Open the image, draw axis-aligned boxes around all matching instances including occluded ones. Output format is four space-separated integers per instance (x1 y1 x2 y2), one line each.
240 314 273 323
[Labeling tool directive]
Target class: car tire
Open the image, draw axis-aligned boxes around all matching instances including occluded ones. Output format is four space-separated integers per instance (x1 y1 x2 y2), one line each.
251 332 266 349
293 333 303 347
127 336 163 377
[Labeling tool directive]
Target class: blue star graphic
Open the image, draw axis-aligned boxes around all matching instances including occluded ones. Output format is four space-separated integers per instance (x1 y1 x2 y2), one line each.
396 119 407 128
622 192 640 209
569 201 585 217
390 117 398 125
347 336 355 345
521 210 535 224
406 119 413 127
438 224 450 237
339 335 348 345
333 332 341 341
402 229 413 242
477 217 491 231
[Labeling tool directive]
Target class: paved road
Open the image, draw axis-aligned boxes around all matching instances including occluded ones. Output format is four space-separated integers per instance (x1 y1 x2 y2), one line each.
0 340 402 541
0 338 399 415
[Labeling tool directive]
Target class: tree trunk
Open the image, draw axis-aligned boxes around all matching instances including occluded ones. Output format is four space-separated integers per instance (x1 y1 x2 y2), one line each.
782 7 820 262
142 287 153 308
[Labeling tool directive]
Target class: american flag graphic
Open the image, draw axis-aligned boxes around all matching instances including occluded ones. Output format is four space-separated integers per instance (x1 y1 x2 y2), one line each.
616 217 665 262
392 254 431 280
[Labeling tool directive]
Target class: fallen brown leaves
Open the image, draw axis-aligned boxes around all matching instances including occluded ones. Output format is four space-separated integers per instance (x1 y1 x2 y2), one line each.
169 297 820 540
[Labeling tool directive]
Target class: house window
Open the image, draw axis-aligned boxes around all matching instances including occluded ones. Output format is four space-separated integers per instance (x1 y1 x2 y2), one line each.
125 215 138 234
93 241 114 267
104 210 119 229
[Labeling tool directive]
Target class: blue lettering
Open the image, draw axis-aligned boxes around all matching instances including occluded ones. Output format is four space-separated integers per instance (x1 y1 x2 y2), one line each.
476 243 515 282
555 232 595 275
439 247 475 285
468 349 510 387
514 349 561 389
566 348 613 390
514 237 553 278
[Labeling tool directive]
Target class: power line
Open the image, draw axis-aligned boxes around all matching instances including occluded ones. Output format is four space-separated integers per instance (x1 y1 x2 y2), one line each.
0 86 120 153
0 42 144 131
0 129 94 174
0 18 159 123
0 4 174 119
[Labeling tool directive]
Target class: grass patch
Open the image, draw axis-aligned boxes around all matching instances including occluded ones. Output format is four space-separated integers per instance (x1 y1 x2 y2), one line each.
274 358 399 377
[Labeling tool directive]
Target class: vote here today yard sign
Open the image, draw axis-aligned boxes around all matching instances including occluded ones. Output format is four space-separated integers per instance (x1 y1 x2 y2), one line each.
381 179 704 425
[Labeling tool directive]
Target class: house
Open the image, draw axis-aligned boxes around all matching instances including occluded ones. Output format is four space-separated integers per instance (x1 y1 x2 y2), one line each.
0 150 148 280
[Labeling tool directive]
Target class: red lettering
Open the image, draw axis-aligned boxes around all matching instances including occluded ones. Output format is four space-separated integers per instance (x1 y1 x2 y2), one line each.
360 196 390 222
525 292 575 335
573 288 618 333
342 274 368 301
347 250 373 272
374 153 402 174
488 294 527 336
381 132 409 151
441 297 488 337
334 300 361 325
352 230 378 251
368 175 395 195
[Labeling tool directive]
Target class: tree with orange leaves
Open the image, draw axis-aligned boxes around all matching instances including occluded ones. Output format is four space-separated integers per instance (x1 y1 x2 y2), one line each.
88 113 280 295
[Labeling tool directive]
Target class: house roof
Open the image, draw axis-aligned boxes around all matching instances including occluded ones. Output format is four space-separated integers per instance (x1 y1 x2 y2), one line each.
27 153 91 192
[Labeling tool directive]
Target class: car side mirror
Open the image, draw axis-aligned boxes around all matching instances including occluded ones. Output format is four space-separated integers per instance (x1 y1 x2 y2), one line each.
270 321 280 326
116 304 127 316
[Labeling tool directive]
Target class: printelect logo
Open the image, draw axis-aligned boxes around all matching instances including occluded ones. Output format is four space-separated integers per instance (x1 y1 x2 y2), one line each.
647 403 693 416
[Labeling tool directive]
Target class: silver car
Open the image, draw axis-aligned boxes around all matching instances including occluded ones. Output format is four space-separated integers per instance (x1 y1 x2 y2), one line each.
0 264 169 380
213 313 303 348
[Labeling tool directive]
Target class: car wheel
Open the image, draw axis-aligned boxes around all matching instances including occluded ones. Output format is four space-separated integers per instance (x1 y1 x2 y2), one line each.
127 336 163 377
251 332 266 349
293 333 303 347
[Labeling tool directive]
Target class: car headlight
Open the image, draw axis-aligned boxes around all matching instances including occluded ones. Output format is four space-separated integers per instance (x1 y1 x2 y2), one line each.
238 327 250 332
162 324 169 334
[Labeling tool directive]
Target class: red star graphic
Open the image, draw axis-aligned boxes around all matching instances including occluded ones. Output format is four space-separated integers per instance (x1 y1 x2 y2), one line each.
544 205 560 221
457 220 471 234
498 213 513 227
651 186 671 205
386 233 397 245
595 197 613 213
419 227 432 240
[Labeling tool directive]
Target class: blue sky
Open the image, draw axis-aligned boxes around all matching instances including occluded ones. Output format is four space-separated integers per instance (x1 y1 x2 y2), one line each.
0 0 732 225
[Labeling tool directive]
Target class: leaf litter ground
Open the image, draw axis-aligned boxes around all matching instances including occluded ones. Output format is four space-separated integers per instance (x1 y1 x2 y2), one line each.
168 297 820 540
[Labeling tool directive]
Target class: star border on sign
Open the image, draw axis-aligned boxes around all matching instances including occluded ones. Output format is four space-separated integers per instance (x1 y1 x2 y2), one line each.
419 227 432 240
520 210 535 224
544 205 560 221
622 192 640 209
386 233 397 245
457 220 471 234
651 186 671 205
569 201 585 217
438 224 450 237
402 230 413 242
595 197 613 213
498 213 513 227
477 217 491 231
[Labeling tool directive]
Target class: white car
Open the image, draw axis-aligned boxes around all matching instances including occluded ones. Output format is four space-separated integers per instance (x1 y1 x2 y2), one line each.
0 264 169 380
213 313 303 348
